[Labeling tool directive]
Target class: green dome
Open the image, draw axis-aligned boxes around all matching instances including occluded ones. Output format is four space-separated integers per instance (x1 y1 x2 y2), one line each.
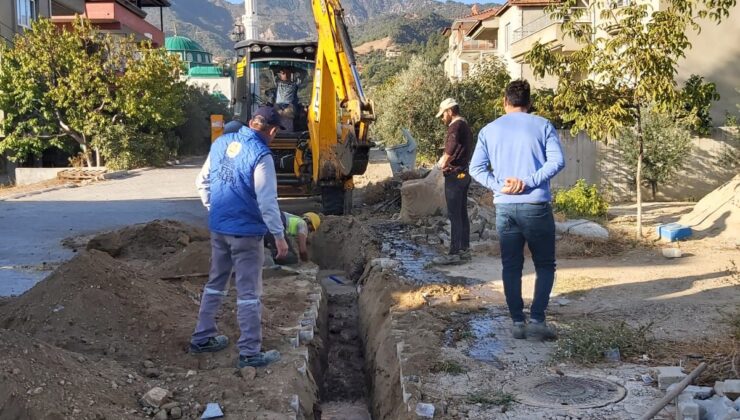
165 35 206 53
188 66 223 78
211 91 229 102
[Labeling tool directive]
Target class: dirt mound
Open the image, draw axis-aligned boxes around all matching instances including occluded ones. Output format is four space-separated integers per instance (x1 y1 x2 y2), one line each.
0 250 194 362
154 240 211 278
0 329 140 419
87 219 209 261
679 174 740 245
310 216 379 280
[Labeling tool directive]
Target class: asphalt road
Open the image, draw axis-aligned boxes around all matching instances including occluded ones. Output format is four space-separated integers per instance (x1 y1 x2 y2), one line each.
0 159 320 296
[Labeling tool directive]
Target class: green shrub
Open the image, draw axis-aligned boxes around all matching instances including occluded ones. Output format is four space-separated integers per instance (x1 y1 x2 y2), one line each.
553 179 609 218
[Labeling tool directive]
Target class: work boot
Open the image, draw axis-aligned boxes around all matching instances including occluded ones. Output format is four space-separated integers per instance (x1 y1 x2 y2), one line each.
190 335 229 354
512 321 526 339
238 350 281 368
527 320 558 341
432 254 462 266
458 249 472 262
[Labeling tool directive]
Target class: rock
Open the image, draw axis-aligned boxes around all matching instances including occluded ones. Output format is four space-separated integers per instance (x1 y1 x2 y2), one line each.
670 384 714 400
177 234 190 246
721 380 740 400
142 387 170 408
154 409 168 420
415 402 435 419
143 360 155 369
28 387 43 395
170 407 182 419
185 370 197 378
161 402 179 411
86 232 123 257
240 366 256 381
399 168 447 222
144 368 161 378
371 258 400 269
452 293 461 303
162 246 177 254
651 366 686 391
470 221 485 234
11 368 20 375
77 356 86 363
556 219 609 239
111 381 118 390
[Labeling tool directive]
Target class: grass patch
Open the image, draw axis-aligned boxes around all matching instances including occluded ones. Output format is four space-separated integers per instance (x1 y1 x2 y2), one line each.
554 320 654 364
430 360 468 375
466 391 516 410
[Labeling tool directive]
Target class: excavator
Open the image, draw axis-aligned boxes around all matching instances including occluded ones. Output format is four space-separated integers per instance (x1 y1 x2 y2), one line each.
232 0 375 215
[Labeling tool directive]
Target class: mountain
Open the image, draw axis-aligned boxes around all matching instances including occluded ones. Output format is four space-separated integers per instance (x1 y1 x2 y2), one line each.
149 0 498 58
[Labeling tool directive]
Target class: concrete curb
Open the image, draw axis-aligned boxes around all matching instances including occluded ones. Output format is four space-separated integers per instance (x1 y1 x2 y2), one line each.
0 156 206 201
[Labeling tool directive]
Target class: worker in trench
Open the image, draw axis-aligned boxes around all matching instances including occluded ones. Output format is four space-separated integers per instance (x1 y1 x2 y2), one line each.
263 211 321 265
191 106 288 368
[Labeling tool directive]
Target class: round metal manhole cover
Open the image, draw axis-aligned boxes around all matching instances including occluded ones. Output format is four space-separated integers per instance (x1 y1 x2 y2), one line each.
504 375 627 409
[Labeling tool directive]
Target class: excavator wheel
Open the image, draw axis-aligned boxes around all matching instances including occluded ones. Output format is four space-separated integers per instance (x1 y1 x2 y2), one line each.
321 186 353 215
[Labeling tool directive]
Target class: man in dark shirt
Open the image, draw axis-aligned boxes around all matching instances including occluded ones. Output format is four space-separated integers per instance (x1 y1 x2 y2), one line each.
434 98 474 264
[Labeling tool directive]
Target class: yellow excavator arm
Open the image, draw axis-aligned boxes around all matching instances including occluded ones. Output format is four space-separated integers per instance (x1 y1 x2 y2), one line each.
307 0 375 184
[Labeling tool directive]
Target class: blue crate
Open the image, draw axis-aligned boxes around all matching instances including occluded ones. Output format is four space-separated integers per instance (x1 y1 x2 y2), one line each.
656 223 692 242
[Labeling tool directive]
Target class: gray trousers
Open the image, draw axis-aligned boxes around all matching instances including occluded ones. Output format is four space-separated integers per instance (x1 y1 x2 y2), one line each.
191 232 265 356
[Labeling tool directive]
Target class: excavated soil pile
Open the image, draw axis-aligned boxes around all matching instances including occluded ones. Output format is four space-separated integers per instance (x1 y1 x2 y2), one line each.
0 329 142 420
310 216 379 280
87 219 209 261
679 174 740 245
0 250 194 364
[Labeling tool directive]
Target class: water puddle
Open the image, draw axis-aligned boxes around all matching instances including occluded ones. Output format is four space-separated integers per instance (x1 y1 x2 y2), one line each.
465 315 507 369
372 222 479 285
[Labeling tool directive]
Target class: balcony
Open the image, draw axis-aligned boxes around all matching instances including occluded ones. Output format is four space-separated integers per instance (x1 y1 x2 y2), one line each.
510 8 590 59
461 39 497 51
52 0 169 47
52 0 86 15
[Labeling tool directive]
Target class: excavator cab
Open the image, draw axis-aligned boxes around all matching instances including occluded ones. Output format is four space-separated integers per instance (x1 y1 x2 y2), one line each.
232 2 375 216
233 41 319 198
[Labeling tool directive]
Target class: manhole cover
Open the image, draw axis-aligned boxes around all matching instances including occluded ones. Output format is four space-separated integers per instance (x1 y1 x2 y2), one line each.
505 375 626 409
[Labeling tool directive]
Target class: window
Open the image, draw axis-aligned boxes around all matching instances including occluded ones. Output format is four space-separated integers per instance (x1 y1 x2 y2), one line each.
16 0 37 28
505 23 510 52
186 52 193 62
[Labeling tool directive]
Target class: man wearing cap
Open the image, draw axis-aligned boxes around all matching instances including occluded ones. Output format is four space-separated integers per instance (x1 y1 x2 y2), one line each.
433 98 475 265
470 80 565 341
191 106 289 368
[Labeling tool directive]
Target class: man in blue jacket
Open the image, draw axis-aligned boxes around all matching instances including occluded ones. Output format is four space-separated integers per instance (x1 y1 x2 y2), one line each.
470 80 565 341
191 106 289 368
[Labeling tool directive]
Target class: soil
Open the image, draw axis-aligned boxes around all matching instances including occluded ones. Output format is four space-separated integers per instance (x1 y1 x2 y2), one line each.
0 179 70 199
0 220 325 419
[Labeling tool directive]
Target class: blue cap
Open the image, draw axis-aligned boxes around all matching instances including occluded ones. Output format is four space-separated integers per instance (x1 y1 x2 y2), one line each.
252 106 284 129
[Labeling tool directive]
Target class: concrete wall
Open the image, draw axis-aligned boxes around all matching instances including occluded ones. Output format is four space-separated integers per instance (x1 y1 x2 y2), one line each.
677 8 740 124
14 168 63 186
551 129 738 202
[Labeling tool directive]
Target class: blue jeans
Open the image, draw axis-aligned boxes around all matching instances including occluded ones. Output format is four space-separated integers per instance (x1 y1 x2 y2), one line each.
495 203 556 323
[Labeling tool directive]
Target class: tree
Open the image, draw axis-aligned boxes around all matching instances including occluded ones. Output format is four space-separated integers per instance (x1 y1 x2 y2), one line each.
616 107 693 199
0 18 185 169
372 57 453 162
678 75 720 135
526 0 736 237
174 85 232 156
455 56 510 134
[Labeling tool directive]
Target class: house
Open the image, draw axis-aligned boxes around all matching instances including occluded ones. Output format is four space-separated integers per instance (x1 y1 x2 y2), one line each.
1 0 87 184
442 7 501 81
51 0 170 47
445 1 740 122
165 35 233 103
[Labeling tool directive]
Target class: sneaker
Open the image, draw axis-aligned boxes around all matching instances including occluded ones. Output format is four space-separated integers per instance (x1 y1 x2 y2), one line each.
512 321 526 339
458 249 472 261
432 254 462 266
190 335 229 354
238 350 281 368
526 321 557 341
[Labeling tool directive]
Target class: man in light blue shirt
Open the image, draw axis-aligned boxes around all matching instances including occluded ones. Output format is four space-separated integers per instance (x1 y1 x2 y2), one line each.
470 80 565 341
